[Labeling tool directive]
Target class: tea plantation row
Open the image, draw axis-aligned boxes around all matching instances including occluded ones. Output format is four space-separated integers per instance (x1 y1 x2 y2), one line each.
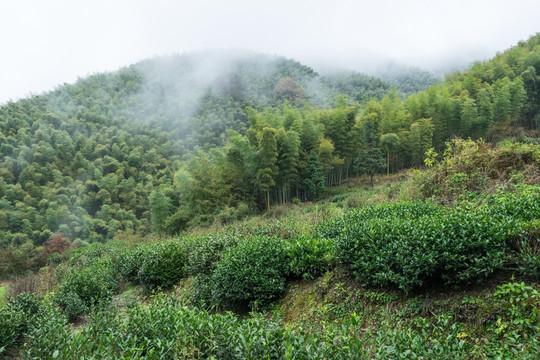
1 185 538 357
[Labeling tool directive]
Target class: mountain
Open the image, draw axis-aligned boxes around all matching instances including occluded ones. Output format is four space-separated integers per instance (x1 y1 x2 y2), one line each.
0 51 396 263
1 34 540 276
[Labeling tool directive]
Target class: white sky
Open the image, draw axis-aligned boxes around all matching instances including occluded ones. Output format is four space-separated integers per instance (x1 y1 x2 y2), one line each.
1 0 539 104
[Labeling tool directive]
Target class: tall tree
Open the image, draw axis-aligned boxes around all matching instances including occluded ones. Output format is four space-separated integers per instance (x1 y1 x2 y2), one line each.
380 133 400 175
257 127 278 211
477 87 494 137
303 151 325 201
354 147 385 188
409 118 434 166
149 188 174 234
460 97 478 137
276 129 300 203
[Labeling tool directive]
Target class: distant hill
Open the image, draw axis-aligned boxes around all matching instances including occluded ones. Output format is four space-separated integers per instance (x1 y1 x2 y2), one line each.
376 63 441 96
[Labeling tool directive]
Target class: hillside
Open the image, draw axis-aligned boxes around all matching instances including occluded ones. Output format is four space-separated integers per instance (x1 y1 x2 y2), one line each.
376 63 441 96
0 138 538 358
0 51 397 269
1 34 540 281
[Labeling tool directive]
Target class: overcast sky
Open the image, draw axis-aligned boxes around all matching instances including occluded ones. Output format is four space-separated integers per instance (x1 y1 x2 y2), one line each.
1 0 539 104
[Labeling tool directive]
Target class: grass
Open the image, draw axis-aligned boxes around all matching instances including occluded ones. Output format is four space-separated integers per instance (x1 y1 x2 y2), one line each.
0 285 6 308
184 172 416 240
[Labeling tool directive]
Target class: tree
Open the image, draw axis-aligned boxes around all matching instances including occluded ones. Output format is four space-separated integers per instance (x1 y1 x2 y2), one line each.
276 129 300 203
477 87 494 137
275 77 304 102
509 77 526 119
189 152 228 216
257 127 278 211
149 188 174 234
354 147 385 188
493 78 512 123
409 118 434 166
380 133 400 175
460 97 478 137
303 152 325 201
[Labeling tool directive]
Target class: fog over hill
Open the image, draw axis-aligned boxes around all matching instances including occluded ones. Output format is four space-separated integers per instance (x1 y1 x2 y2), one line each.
2 1 540 104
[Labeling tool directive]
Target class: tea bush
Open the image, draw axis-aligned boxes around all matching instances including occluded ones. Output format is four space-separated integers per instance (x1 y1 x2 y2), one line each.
484 186 540 277
330 203 511 292
316 201 442 239
186 233 238 276
137 239 187 290
54 260 117 318
484 185 540 221
211 236 288 309
115 247 147 284
16 287 540 359
0 292 41 353
286 235 334 280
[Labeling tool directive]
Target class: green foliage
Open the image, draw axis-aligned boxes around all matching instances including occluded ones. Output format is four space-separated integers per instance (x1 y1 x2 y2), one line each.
486 282 540 358
3 34 540 257
19 287 539 359
0 292 41 353
149 189 174 233
354 147 386 187
0 286 5 308
286 235 334 280
54 260 117 318
137 240 187 290
325 202 514 292
485 188 539 278
185 234 238 276
417 139 540 200
303 151 326 201
211 236 288 309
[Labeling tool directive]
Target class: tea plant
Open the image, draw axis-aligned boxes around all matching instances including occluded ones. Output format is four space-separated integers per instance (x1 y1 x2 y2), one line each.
53 259 117 319
286 235 334 280
0 292 41 353
136 239 187 290
328 202 512 292
211 236 289 309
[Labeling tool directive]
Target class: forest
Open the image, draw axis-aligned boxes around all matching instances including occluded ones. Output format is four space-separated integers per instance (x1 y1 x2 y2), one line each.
1 36 539 273
0 49 441 273
0 33 538 359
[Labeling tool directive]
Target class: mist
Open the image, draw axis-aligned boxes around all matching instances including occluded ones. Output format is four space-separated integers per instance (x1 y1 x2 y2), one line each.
1 0 540 104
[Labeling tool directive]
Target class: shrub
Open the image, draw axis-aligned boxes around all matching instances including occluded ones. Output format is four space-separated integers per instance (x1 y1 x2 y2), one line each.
53 290 86 320
15 289 540 359
0 304 25 352
54 260 116 318
0 292 41 352
484 184 540 221
21 304 72 359
416 140 540 201
211 236 288 309
286 235 334 280
186 234 238 276
115 247 147 284
137 240 186 290
485 186 540 278
331 202 511 292
493 282 539 333
0 286 5 308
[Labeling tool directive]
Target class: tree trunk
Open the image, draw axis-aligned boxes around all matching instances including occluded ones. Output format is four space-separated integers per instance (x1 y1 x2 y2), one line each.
387 150 390 176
